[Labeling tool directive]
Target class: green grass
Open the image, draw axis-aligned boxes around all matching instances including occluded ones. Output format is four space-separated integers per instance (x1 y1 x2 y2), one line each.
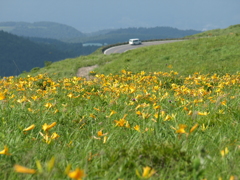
185 24 240 38
1 71 240 179
1 24 240 179
95 34 240 76
20 25 240 79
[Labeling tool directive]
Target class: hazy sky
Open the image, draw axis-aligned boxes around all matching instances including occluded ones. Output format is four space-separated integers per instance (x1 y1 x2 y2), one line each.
1 0 239 32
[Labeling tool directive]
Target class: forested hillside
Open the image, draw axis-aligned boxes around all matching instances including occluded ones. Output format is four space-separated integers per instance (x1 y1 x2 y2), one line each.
0 21 85 39
0 31 98 77
0 21 202 44
67 26 202 44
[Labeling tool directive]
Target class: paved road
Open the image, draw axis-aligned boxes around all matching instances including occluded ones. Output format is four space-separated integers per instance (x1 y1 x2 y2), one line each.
104 40 182 55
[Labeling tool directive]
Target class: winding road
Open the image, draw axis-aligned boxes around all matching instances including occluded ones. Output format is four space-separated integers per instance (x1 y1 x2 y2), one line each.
104 40 182 55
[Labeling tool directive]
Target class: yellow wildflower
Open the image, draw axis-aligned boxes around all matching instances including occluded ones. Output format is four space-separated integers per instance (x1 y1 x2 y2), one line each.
97 129 108 137
176 124 187 134
197 111 209 116
107 110 117 117
164 114 172 121
0 146 11 155
42 122 56 132
114 119 127 127
68 168 85 180
220 147 229 157
23 124 35 132
125 121 131 128
67 93 74 98
51 132 60 139
187 110 193 115
44 102 53 108
0 92 6 100
103 136 108 143
190 124 199 133
134 125 140 132
14 164 36 174
136 166 156 178
89 114 96 119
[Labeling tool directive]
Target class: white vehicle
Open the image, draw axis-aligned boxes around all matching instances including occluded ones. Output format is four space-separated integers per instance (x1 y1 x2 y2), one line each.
129 38 142 45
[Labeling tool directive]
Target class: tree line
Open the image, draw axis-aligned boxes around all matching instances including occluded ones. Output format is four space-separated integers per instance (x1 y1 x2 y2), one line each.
0 31 99 77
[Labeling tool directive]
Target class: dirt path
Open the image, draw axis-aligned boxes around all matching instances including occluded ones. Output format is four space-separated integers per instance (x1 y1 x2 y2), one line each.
76 65 98 79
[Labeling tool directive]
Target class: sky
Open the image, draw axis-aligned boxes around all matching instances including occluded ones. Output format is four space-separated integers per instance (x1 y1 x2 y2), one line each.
0 0 240 33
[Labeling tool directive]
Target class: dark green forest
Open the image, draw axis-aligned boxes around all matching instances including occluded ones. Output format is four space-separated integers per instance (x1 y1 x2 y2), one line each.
0 31 99 77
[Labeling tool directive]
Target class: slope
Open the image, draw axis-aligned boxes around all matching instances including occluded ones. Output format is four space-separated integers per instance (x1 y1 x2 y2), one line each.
19 27 240 79
0 31 73 77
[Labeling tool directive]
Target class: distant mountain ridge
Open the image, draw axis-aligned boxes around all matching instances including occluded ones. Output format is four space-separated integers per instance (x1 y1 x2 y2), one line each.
0 21 202 44
0 21 85 39
76 26 202 44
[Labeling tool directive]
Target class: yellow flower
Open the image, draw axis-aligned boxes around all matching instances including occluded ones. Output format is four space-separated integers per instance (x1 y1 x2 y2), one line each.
220 147 229 157
221 100 227 106
31 95 38 101
197 111 209 116
44 102 53 108
107 110 117 117
39 132 50 144
97 129 108 137
23 124 35 132
176 124 187 134
14 164 36 174
89 114 96 119
51 132 60 139
67 93 74 98
114 119 127 127
187 110 193 115
134 125 140 132
68 168 85 180
125 121 131 128
0 92 6 100
0 145 11 155
121 69 127 74
183 106 189 111
103 136 108 143
164 114 172 121
190 124 199 133
94 107 100 111
42 122 57 132
136 111 142 115
136 166 156 178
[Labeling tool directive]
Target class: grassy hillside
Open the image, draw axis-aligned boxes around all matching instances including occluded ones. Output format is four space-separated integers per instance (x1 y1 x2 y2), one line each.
1 25 240 179
186 24 240 38
21 30 240 79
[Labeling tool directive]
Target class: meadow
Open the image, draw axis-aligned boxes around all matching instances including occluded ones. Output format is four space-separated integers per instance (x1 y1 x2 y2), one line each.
1 26 240 179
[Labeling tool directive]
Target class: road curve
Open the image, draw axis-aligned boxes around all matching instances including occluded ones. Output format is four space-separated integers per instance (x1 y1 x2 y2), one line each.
104 40 182 55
